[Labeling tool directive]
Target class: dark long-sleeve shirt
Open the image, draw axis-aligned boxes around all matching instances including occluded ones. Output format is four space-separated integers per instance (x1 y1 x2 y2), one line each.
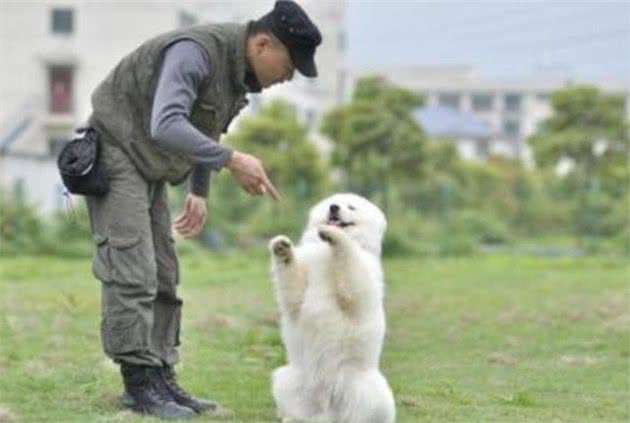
150 40 233 197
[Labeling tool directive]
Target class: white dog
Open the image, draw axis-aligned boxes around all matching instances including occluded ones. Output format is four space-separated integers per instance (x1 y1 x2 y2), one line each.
268 193 395 423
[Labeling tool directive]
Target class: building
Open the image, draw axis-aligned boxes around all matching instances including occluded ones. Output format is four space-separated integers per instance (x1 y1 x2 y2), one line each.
0 0 345 214
346 66 629 163
415 105 494 161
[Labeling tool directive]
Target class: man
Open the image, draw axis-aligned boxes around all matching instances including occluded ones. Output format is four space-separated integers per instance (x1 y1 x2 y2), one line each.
86 1 321 419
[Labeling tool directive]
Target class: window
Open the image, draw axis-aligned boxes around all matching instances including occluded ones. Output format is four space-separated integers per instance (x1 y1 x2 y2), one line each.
336 70 346 104
504 93 522 112
438 93 460 110
502 119 520 139
51 8 74 34
337 30 346 52
472 93 493 112
49 66 74 114
13 178 26 200
305 109 316 130
475 140 489 158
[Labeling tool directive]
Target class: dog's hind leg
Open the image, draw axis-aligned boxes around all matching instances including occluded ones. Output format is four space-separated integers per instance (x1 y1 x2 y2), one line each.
333 370 396 423
272 365 315 422
269 236 307 320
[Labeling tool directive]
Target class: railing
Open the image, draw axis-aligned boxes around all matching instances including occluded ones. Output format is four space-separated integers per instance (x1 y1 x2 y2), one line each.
0 100 36 155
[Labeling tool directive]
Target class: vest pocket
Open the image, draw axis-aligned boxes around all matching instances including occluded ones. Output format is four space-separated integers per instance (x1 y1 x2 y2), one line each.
191 102 219 137
222 96 248 133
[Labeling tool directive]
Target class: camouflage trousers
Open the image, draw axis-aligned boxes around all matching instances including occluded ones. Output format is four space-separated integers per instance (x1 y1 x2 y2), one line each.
86 140 182 367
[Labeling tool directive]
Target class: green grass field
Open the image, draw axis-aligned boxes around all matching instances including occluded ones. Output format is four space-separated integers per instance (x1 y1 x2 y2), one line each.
0 250 628 422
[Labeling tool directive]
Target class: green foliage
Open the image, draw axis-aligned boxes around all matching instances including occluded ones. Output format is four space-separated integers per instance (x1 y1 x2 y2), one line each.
46 203 94 257
225 100 329 197
321 77 427 202
438 233 477 256
382 212 437 257
2 84 627 258
0 188 46 255
530 86 628 170
209 100 330 245
0 188 92 257
451 209 512 245
528 85 629 242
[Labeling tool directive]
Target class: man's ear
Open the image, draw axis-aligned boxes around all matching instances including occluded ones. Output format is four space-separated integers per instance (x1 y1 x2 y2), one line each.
253 33 272 54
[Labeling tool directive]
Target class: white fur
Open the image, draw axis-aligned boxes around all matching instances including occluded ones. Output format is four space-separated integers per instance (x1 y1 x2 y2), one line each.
268 193 395 423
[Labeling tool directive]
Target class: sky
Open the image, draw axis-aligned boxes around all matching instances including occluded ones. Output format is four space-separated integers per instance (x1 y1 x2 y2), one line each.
346 0 630 82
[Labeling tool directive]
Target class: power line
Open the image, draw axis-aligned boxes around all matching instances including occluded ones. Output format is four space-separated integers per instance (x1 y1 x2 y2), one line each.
463 27 629 53
425 3 610 42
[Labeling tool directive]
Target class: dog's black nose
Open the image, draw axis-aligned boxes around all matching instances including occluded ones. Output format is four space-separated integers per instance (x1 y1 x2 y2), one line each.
329 204 340 214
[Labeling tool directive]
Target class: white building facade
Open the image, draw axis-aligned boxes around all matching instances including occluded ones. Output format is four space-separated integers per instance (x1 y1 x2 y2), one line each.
0 0 345 214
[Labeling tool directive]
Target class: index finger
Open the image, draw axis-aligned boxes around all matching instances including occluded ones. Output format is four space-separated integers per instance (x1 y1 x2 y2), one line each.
260 174 281 201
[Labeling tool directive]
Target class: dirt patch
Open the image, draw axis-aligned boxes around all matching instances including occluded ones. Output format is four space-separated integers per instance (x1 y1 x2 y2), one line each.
488 352 518 365
506 336 521 348
562 309 588 322
460 311 481 323
596 294 627 319
497 308 519 323
0 406 16 423
559 355 601 366
604 313 630 333
496 308 549 325
399 395 420 407
256 311 279 327
195 313 244 331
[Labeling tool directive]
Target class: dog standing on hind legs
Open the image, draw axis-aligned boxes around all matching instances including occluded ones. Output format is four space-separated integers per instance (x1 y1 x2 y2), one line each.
268 193 396 423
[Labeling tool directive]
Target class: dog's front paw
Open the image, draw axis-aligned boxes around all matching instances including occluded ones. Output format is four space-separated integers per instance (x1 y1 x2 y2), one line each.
270 235 293 263
318 224 343 245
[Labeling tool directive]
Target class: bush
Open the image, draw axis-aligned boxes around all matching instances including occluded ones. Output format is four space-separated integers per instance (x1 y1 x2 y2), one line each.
0 189 47 255
438 233 476 256
382 226 421 257
46 201 93 257
451 210 512 245
0 189 93 257
382 212 441 257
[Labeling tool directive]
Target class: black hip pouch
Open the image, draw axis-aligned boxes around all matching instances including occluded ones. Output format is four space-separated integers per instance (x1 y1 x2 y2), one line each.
57 127 110 196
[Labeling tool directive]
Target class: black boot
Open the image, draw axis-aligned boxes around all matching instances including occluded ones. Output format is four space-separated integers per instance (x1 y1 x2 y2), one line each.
159 365 218 414
120 364 195 420
120 365 219 414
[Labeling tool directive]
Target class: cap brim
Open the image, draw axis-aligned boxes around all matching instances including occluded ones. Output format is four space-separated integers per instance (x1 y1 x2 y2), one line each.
290 48 317 77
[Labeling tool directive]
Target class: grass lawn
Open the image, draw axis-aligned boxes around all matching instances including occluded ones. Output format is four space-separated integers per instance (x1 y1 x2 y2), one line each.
0 250 628 422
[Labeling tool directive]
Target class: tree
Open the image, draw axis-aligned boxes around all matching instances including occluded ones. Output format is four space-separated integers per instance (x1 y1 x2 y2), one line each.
530 85 628 172
321 77 427 211
225 99 328 197
529 85 629 245
210 99 329 243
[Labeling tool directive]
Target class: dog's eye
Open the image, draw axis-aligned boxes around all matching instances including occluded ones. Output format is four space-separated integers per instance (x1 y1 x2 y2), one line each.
348 205 356 211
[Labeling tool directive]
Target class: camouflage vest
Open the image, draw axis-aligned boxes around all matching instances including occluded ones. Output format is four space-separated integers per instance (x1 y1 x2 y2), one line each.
90 23 250 184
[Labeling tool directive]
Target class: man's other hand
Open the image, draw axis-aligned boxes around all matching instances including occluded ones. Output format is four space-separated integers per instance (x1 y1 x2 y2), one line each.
174 193 207 238
227 151 280 200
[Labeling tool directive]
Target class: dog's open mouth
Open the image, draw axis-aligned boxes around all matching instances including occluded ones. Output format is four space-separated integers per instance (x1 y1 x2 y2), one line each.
327 215 354 228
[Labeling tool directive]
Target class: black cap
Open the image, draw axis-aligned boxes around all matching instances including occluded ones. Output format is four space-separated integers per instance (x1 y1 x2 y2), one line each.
258 1 322 77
